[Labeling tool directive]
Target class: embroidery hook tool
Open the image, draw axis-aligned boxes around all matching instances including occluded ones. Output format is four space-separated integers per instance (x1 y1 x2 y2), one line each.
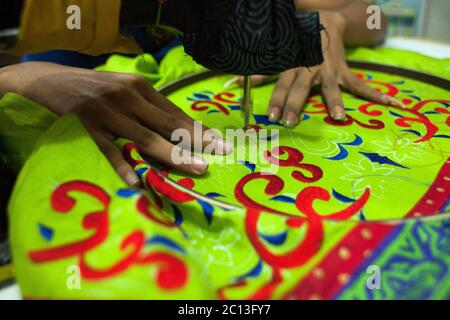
242 75 253 130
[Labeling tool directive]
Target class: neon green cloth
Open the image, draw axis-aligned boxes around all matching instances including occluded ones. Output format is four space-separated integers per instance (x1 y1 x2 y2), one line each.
0 46 449 300
95 46 206 89
0 47 448 171
162 68 450 221
0 46 205 171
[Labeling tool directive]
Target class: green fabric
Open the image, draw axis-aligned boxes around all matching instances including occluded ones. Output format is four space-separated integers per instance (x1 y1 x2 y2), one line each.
8 115 215 299
95 46 206 89
0 93 56 172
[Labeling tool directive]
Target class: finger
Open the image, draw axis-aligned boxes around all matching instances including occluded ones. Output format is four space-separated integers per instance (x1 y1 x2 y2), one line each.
137 131 209 176
236 75 269 87
342 72 404 108
345 74 386 104
130 75 205 127
321 73 346 121
343 72 389 105
100 109 209 176
282 69 314 128
268 70 297 122
93 132 141 187
128 78 232 155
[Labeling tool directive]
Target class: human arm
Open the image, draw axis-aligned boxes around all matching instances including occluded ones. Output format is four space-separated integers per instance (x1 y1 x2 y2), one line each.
0 62 231 186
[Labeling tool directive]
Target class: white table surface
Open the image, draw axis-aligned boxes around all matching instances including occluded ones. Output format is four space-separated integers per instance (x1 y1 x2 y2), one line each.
384 36 450 59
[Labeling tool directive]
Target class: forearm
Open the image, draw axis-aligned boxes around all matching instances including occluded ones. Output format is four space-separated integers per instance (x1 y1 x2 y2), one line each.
296 0 387 46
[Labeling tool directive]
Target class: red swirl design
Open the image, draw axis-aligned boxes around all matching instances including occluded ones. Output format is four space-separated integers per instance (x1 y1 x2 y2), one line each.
264 146 323 183
29 181 188 290
191 100 230 115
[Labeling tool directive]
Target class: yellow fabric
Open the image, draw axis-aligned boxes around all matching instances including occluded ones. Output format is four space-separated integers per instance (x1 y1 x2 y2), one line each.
0 264 14 283
8 0 141 56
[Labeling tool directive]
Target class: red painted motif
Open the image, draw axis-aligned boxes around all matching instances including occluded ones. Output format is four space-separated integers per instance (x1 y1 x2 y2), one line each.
29 181 188 290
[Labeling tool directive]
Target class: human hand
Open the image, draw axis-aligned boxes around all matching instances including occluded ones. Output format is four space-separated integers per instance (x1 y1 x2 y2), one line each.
0 62 232 186
236 11 404 128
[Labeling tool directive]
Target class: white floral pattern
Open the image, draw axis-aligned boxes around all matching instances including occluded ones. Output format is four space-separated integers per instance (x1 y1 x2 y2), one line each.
190 228 243 268
341 158 394 198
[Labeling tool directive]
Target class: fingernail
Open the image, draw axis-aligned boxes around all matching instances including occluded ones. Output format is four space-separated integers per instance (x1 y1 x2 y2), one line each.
223 77 239 89
268 107 281 122
244 127 258 134
213 138 233 155
381 94 391 105
191 156 209 174
332 106 346 121
283 112 298 128
126 173 141 187
388 96 407 109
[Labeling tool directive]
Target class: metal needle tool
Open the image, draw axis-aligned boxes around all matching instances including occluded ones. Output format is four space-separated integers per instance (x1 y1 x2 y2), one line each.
242 75 253 130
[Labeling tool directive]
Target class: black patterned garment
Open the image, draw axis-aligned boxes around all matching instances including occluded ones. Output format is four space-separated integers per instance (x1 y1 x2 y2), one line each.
120 0 323 75
180 0 324 75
